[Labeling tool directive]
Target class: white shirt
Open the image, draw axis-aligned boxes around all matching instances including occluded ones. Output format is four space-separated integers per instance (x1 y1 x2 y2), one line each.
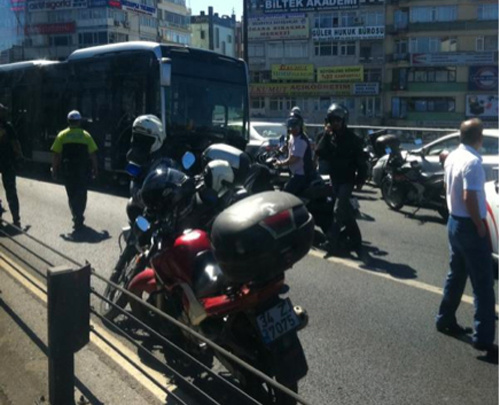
288 135 308 175
445 144 486 219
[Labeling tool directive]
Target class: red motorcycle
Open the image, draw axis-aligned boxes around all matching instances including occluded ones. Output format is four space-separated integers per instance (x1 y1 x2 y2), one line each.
126 165 314 404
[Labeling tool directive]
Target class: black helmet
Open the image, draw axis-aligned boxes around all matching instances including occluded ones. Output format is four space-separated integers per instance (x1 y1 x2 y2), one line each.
287 115 302 132
326 103 349 125
139 164 195 218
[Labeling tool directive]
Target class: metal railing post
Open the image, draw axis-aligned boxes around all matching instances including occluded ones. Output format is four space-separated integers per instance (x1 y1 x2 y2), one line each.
47 264 91 405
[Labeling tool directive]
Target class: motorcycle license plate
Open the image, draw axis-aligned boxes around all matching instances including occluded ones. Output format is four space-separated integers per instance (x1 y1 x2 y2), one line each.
257 299 299 344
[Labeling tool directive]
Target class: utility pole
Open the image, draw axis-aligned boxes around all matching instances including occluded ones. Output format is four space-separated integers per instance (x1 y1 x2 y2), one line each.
243 0 248 63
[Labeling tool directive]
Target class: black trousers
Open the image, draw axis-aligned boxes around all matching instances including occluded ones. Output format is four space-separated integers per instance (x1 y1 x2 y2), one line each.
330 182 362 250
1 165 20 222
63 168 88 226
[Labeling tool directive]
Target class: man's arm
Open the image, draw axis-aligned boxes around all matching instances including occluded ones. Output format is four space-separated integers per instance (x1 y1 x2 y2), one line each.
464 189 486 238
51 153 61 179
90 152 98 178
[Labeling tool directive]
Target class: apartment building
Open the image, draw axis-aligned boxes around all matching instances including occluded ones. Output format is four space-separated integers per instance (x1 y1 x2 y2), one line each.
190 7 237 57
0 0 191 63
385 0 499 128
247 0 386 124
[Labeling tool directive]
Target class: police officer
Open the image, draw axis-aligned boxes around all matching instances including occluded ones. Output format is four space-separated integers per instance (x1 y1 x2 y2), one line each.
275 111 315 196
51 110 98 231
315 103 367 255
0 103 24 227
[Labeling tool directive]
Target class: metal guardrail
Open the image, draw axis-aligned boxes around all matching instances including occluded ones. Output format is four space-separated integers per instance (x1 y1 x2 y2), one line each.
0 219 313 405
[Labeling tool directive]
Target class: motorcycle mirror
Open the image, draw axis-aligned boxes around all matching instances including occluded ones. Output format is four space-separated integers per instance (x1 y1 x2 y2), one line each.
135 216 150 233
414 138 423 146
182 152 196 170
385 147 392 155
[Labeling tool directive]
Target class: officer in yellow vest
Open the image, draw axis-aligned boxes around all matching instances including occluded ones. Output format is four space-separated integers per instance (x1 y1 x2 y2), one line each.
51 110 98 231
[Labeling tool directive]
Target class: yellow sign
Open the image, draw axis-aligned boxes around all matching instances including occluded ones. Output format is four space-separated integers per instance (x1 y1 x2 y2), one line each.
271 64 314 81
250 83 352 97
318 66 364 82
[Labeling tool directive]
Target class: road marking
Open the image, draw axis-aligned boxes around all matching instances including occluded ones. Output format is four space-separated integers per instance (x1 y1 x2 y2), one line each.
308 249 499 312
0 252 177 404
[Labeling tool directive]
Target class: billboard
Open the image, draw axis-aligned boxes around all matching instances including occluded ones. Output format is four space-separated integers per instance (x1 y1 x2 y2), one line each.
248 14 309 40
318 66 363 82
466 95 499 118
261 0 359 13
469 66 499 91
411 52 496 66
122 0 155 15
25 22 76 35
312 26 385 41
250 82 380 96
27 0 87 11
271 64 314 81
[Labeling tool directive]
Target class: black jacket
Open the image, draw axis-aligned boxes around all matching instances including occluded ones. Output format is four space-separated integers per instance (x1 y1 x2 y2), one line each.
315 127 367 185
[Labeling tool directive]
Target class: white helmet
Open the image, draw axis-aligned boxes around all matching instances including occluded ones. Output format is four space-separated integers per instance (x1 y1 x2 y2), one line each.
132 115 165 153
203 160 234 197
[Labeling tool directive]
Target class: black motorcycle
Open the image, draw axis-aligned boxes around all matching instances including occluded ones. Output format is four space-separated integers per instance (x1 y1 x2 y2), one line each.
380 150 448 220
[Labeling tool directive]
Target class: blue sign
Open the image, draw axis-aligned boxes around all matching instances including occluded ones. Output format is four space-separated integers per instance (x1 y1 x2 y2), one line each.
469 66 499 91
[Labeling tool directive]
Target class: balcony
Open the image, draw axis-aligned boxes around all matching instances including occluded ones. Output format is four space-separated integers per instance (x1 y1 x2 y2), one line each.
388 20 498 34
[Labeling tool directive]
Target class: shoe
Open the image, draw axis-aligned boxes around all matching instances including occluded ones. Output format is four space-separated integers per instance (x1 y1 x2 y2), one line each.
436 323 473 336
73 222 85 231
473 342 498 357
13 220 21 228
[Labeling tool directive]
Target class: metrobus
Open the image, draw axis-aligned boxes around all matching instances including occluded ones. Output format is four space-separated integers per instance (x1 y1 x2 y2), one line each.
0 42 250 175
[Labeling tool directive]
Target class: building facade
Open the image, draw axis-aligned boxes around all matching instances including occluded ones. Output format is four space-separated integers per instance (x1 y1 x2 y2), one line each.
385 0 499 128
247 0 386 124
190 6 237 57
0 0 191 63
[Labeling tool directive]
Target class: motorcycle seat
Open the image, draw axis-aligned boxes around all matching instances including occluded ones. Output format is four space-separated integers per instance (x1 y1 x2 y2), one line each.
192 250 228 299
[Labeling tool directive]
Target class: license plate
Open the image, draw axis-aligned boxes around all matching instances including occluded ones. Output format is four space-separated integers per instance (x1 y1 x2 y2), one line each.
257 299 300 344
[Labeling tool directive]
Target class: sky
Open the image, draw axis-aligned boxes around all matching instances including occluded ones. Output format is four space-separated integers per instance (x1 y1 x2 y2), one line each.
187 0 243 19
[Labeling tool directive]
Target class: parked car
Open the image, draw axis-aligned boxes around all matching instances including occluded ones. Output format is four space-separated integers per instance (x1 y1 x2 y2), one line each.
372 129 499 187
245 121 288 158
485 174 499 266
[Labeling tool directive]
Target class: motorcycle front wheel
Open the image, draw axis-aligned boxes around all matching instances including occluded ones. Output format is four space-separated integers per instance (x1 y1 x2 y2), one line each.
381 177 405 211
100 246 138 321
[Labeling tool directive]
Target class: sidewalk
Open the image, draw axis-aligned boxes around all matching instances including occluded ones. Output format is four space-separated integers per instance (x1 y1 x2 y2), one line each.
0 261 182 405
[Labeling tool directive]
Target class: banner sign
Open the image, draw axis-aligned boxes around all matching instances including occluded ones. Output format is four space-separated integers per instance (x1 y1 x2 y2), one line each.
248 14 309 40
27 0 87 11
468 66 499 91
312 25 385 40
466 95 499 118
262 0 359 13
317 66 363 82
353 82 379 95
271 64 314 81
411 52 496 66
122 0 155 15
25 22 76 35
89 0 120 6
250 82 352 96
250 82 379 96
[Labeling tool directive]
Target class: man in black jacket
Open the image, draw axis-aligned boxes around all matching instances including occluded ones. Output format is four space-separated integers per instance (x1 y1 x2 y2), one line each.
0 104 24 227
315 103 367 255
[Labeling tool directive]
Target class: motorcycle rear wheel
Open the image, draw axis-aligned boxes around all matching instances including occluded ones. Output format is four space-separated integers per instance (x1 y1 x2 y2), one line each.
381 178 404 211
100 247 137 321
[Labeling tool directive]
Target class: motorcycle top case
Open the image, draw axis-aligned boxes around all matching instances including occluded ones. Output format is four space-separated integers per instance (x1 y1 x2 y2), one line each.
211 191 314 283
375 134 400 156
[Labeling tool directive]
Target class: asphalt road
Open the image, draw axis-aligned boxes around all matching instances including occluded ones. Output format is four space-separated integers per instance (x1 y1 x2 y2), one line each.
0 175 498 405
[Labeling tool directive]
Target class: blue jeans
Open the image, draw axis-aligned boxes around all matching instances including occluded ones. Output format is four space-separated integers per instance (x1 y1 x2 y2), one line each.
436 216 495 345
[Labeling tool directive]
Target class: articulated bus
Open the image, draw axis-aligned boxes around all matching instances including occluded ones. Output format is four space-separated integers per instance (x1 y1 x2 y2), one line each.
0 42 250 175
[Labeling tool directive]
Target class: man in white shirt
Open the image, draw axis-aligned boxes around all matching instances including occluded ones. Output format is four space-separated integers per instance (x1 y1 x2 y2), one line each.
436 118 496 357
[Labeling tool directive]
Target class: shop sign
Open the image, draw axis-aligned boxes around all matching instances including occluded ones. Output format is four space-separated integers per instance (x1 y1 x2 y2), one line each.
312 25 384 40
411 52 495 66
317 66 363 82
27 0 87 11
468 66 498 91
261 0 359 13
249 14 309 40
271 64 314 81
250 82 352 96
25 22 76 35
122 0 155 16
353 82 379 95
466 94 499 118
